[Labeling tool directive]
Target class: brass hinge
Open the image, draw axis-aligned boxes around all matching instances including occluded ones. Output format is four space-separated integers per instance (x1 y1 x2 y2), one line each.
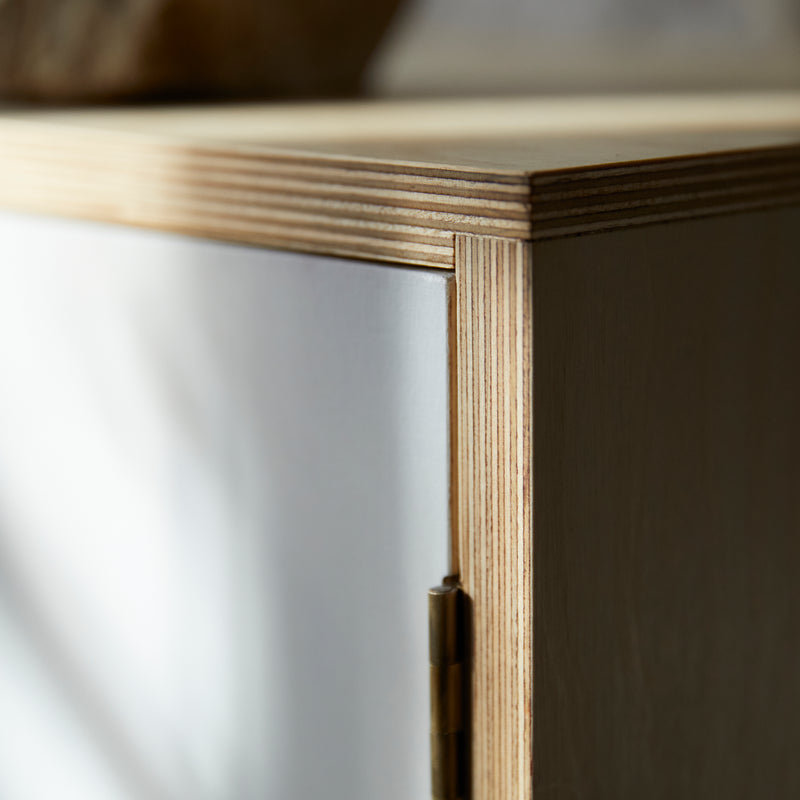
429 576 467 800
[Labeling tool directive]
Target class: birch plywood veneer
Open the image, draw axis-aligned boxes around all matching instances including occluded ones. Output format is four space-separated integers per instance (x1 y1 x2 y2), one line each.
1 93 799 800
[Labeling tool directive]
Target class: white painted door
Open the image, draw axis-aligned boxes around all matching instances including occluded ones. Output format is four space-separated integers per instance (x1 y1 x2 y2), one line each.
0 212 450 800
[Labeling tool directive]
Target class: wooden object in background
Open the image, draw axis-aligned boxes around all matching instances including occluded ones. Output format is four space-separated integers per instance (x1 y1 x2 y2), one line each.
0 0 400 101
0 94 799 799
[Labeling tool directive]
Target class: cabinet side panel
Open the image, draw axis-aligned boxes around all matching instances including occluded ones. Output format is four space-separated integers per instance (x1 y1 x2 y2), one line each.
455 235 533 800
533 208 800 799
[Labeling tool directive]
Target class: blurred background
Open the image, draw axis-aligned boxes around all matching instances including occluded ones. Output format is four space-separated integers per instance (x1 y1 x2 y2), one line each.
1 0 798 101
371 0 800 95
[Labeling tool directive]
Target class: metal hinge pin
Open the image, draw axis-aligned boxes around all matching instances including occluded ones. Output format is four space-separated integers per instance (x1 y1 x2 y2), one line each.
429 577 466 800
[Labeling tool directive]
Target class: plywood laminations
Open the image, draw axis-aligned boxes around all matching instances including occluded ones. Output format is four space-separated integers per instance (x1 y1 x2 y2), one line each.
0 94 799 267
532 207 800 799
455 235 533 800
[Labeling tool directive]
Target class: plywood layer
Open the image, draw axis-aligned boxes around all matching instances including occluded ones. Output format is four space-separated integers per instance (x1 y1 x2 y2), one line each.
1 94 798 267
455 235 533 799
0 124 527 268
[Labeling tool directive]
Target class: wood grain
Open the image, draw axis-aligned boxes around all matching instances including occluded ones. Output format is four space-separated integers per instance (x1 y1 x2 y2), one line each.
454 235 533 800
0 95 798 268
0 121 529 269
532 207 800 799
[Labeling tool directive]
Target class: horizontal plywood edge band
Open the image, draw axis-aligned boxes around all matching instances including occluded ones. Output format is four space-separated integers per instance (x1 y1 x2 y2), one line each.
531 176 800 223
2 112 798 253
0 179 459 244
0 165 531 237
530 160 800 207
528 145 800 237
531 194 800 239
0 197 456 268
529 143 800 188
0 134 530 201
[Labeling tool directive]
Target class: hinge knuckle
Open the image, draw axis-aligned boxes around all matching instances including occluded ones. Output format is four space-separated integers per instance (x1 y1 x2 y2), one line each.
429 580 467 800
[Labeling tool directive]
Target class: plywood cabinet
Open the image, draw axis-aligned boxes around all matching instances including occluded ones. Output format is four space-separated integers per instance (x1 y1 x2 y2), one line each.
0 94 798 800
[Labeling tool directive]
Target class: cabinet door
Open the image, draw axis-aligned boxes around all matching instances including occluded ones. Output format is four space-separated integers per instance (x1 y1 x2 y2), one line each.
0 211 450 800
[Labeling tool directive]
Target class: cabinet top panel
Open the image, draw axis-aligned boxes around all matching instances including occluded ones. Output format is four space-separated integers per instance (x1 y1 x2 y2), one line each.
1 93 798 268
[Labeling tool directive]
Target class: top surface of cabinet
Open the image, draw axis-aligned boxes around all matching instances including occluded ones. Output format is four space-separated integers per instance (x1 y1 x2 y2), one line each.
1 93 799 267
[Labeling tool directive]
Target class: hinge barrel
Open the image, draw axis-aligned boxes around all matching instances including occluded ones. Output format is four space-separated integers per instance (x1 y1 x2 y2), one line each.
429 580 466 800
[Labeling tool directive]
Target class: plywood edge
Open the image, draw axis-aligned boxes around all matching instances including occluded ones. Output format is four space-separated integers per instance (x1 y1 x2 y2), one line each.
0 102 798 267
454 234 533 799
0 118 531 270
528 143 800 239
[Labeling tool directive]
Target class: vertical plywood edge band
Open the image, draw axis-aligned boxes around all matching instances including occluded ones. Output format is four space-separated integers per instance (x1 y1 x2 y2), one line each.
454 234 533 799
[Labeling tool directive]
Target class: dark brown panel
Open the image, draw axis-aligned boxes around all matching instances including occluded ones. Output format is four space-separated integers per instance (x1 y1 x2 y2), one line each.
533 207 800 799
